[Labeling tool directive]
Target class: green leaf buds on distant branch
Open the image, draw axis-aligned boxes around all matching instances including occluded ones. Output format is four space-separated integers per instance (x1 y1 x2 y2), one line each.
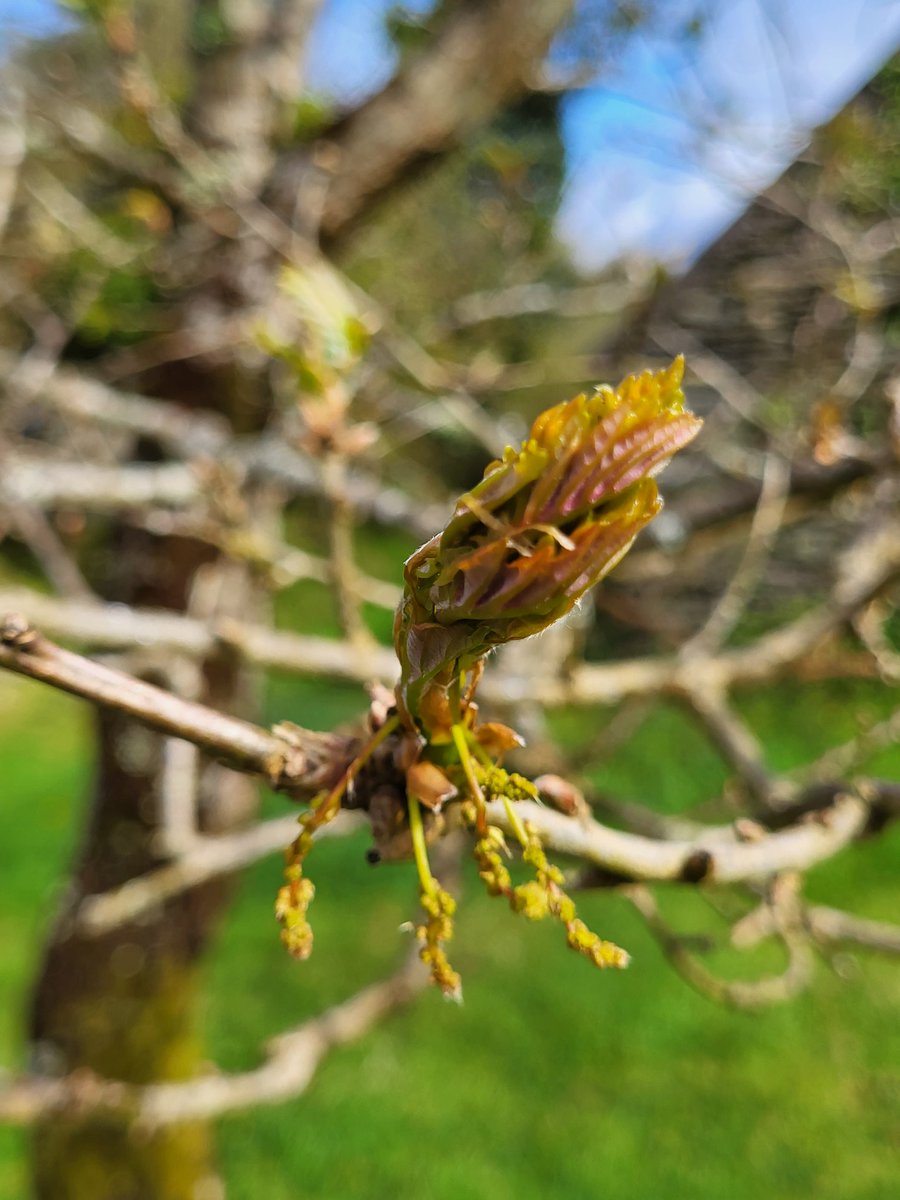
278 359 701 997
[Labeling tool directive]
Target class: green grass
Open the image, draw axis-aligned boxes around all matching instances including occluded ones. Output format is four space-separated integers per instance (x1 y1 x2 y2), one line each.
0 679 92 1199
0 671 898 1199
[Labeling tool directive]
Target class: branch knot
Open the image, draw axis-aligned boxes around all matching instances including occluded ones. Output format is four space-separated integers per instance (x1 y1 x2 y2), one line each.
1 613 38 650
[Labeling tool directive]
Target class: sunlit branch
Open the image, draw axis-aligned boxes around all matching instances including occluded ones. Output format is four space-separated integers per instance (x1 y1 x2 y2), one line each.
804 905 900 957
485 794 869 886
2 621 886 893
77 811 364 935
625 883 813 1009
0 591 398 683
0 952 426 1127
2 511 898 704
0 615 356 795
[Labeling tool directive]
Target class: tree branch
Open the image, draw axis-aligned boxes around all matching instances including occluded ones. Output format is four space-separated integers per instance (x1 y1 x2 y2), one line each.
486 793 869 886
805 905 900 956
286 0 574 242
0 351 230 457
625 883 813 1009
0 591 398 683
559 519 900 706
77 811 364 935
3 507 898 712
2 460 202 513
0 952 426 1127
2 618 887 893
0 614 355 795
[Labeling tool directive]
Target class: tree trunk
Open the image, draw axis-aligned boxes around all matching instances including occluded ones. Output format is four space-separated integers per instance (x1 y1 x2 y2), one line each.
30 712 224 1199
29 477 263 1200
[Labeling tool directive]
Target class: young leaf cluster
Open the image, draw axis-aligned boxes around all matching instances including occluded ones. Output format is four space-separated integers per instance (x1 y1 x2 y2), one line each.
278 360 701 996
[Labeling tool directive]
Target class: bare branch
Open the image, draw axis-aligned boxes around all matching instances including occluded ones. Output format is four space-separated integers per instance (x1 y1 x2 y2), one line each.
122 511 401 610
853 597 900 684
486 793 870 886
1 443 442 540
626 883 813 1008
288 0 574 241
0 75 25 241
2 460 202 513
2 619 884 891
321 452 376 651
556 520 900 707
651 321 776 438
77 811 364 936
0 952 426 1127
241 436 446 537
26 166 135 267
681 451 790 656
0 615 355 794
0 351 230 457
435 276 650 335
805 906 900 956
793 703 900 787
0 591 398 683
3 506 898 710
3 505 93 600
678 686 777 811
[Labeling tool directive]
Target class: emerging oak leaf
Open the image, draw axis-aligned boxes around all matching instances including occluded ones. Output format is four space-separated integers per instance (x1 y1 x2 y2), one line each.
394 357 701 727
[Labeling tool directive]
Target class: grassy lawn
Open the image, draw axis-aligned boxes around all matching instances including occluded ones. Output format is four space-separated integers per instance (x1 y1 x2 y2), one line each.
0 663 897 1199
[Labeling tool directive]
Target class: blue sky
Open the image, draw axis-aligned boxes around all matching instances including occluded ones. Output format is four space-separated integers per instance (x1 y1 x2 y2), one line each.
556 0 900 268
304 0 900 271
4 0 900 272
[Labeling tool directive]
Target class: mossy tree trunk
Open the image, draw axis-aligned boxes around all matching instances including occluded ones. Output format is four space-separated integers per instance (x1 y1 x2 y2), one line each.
29 523 262 1199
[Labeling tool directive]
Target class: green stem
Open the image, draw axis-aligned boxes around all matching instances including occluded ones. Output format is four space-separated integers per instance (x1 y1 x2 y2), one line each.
451 722 487 830
451 723 485 801
501 793 530 848
462 728 528 846
408 793 436 896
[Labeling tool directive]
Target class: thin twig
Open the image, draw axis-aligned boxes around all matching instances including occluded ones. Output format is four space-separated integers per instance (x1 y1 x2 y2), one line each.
679 686 777 811
321 452 375 650
0 615 355 794
625 883 813 1008
853 597 900 684
0 951 426 1127
77 812 364 935
4 505 94 601
792 703 900 787
1 512 897 702
681 451 790 656
0 590 398 683
804 905 900 956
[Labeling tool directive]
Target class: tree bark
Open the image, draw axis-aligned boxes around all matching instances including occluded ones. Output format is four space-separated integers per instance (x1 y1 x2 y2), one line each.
29 523 261 1198
30 724 226 1200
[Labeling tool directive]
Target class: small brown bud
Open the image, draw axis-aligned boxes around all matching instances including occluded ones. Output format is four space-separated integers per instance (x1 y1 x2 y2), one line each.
1 613 38 650
733 818 767 843
535 774 590 818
